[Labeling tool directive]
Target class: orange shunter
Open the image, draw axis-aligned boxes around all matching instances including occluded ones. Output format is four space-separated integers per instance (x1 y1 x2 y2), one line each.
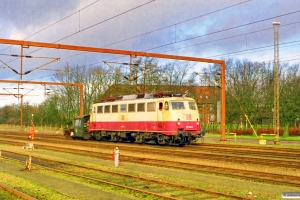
29 125 35 140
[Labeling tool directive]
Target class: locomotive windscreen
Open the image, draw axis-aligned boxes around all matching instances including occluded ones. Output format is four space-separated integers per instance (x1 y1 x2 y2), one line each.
188 102 197 110
171 102 185 110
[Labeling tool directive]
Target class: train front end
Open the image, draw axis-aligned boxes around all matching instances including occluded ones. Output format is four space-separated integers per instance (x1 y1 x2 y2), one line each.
170 99 201 145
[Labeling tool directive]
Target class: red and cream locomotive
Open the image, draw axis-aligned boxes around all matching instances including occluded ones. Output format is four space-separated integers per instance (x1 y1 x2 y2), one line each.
84 92 201 146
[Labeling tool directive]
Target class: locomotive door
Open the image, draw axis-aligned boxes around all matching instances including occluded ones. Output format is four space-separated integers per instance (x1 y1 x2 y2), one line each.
157 102 163 128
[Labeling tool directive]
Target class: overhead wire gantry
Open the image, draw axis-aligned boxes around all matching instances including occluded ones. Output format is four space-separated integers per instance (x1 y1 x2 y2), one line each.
0 38 227 141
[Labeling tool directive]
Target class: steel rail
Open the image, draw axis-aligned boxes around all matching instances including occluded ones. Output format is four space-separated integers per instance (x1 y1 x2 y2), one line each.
2 156 178 200
0 135 300 167
0 182 37 200
1 138 300 188
2 152 248 200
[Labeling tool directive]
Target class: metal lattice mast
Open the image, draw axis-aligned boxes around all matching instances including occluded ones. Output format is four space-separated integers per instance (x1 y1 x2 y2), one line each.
273 21 280 143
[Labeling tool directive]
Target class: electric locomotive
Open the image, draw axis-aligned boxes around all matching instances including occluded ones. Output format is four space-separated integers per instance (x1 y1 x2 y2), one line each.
65 92 202 146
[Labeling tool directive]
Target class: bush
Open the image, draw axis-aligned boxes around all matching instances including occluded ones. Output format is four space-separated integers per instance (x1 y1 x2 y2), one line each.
203 125 300 136
289 127 300 136
230 128 253 135
256 128 283 135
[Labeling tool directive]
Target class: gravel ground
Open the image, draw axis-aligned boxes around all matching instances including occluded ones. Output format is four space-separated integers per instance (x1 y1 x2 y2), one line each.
0 141 299 200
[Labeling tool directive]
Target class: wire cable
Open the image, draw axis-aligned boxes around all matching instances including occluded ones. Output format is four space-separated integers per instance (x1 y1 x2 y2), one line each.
0 0 101 53
102 0 252 47
105 9 300 62
0 0 248 68
0 0 155 81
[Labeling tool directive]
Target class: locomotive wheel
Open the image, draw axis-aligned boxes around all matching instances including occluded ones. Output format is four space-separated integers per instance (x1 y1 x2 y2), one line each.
94 133 102 141
114 135 120 142
82 131 91 140
157 134 166 145
186 136 192 145
136 134 145 144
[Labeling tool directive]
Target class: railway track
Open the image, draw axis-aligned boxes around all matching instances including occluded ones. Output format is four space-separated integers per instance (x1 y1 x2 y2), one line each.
1 150 248 200
194 142 300 152
1 134 300 168
160 144 300 161
1 138 300 189
0 182 36 200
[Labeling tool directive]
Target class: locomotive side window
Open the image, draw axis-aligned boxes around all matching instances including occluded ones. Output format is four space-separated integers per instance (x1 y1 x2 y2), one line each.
147 102 155 112
188 102 196 110
137 103 145 112
120 104 127 112
104 105 110 113
159 102 163 111
97 106 103 113
128 103 135 112
171 102 185 110
112 105 118 113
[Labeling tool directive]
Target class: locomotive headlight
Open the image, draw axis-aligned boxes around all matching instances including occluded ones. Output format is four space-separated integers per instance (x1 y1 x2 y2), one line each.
177 118 181 125
197 118 199 125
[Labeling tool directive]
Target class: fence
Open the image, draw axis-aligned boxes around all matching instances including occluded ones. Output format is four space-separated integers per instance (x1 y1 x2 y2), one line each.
0 124 64 134
202 123 300 136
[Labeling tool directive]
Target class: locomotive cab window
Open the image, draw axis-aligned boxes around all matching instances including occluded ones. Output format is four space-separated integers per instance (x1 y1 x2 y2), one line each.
74 119 81 126
97 106 103 113
137 103 145 112
112 105 118 113
104 105 110 113
188 102 197 110
171 102 185 110
120 104 126 113
147 102 155 112
128 103 135 112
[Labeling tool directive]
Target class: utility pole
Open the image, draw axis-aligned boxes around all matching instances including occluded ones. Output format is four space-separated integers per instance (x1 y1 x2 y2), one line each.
129 55 137 82
273 21 280 144
20 45 24 131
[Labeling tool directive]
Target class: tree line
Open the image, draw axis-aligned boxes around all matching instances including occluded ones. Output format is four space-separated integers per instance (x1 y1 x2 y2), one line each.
0 58 299 135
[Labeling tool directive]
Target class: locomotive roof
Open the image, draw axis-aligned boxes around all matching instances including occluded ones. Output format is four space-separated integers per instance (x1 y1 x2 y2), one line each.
96 92 195 105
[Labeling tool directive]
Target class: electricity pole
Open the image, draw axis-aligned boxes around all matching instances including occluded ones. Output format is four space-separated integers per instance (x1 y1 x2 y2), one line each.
273 21 280 144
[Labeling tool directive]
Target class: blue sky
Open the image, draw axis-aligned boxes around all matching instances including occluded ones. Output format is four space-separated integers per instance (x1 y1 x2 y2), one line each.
0 0 300 105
